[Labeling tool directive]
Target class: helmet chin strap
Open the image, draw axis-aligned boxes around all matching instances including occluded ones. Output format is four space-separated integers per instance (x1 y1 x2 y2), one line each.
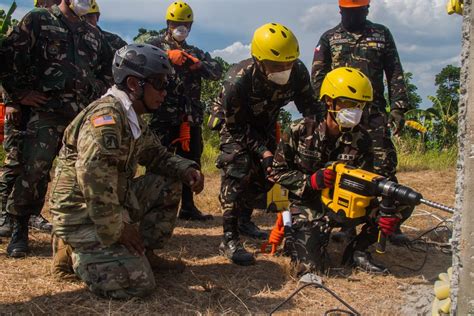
136 80 154 113
328 99 338 126
328 99 352 133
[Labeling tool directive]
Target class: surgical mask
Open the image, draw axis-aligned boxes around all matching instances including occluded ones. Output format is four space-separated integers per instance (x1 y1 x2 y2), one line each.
335 107 363 129
267 69 292 85
70 0 92 17
172 26 189 42
341 7 368 32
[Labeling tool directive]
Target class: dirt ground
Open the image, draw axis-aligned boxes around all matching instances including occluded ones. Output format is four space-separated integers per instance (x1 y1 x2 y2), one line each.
0 170 455 315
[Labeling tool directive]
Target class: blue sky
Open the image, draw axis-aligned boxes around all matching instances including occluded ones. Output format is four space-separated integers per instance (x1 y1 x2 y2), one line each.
1 0 463 114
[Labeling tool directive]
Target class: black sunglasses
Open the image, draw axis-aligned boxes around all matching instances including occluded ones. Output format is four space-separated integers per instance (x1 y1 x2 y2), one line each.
145 78 168 91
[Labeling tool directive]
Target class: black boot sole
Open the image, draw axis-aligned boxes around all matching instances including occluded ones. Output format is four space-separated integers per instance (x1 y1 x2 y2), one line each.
179 214 213 221
7 249 28 258
218 248 256 266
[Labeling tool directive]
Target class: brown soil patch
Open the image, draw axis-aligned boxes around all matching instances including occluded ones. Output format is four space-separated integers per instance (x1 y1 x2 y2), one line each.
0 170 455 314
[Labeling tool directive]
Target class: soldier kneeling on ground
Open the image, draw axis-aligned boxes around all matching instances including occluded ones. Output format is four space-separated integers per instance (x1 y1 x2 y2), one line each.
273 67 401 276
49 44 204 299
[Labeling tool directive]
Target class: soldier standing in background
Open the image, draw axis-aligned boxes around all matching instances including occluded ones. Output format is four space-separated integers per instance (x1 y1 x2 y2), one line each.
311 0 412 243
0 0 61 239
215 23 325 266
82 0 128 52
0 0 113 257
136 1 222 221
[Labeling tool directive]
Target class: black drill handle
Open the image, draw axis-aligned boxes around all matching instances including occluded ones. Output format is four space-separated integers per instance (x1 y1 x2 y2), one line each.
376 230 387 254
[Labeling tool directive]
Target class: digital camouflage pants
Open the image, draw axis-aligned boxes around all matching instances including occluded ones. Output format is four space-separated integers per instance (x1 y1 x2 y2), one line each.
71 174 181 299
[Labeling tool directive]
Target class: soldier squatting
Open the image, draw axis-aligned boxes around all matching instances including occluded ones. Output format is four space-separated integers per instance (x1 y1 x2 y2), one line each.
0 0 415 299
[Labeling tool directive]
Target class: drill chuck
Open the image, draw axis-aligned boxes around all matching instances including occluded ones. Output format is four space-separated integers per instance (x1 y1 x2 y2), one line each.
376 179 455 214
376 180 423 206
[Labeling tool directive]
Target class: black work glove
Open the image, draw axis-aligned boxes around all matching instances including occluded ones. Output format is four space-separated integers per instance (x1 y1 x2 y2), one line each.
262 156 274 175
389 109 405 136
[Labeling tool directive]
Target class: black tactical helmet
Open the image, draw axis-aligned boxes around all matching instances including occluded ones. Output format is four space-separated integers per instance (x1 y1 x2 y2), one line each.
112 43 172 84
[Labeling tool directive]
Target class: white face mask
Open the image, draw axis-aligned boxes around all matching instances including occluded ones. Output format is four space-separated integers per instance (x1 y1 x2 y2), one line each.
335 107 363 129
267 69 292 85
172 26 189 42
70 0 92 16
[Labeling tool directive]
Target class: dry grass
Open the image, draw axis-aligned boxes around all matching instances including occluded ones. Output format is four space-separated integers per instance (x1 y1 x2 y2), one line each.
0 170 455 315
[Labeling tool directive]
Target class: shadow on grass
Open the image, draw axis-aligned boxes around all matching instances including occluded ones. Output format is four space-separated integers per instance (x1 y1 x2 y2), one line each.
0 260 289 315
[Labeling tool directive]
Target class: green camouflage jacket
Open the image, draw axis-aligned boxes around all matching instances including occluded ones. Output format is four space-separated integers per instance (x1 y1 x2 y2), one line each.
273 118 373 209
216 58 325 157
311 21 409 114
1 6 113 119
137 31 222 126
100 27 127 53
50 94 197 247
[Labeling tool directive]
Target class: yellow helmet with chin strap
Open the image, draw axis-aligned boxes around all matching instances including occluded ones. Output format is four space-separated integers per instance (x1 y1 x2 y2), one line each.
166 1 193 22
251 23 300 62
320 67 373 102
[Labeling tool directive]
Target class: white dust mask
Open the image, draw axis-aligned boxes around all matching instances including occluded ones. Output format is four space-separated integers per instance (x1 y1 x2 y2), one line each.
172 26 189 42
335 107 363 129
267 69 292 85
70 0 92 16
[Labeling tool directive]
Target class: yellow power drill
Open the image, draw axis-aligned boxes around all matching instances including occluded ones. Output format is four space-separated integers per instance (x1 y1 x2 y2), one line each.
321 162 455 253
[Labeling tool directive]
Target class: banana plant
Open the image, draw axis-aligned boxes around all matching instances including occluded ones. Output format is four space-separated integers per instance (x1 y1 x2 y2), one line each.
0 1 18 45
405 96 458 149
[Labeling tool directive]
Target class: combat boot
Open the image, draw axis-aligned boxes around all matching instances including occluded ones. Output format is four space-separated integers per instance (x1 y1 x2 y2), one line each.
238 219 268 240
0 211 13 237
51 235 76 280
145 250 186 273
7 215 30 258
389 227 410 245
352 250 388 274
179 206 213 221
331 226 356 243
29 214 52 232
219 232 255 266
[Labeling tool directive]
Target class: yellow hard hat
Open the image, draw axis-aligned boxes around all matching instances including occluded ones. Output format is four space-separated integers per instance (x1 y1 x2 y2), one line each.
87 0 100 15
34 0 38 6
251 23 299 62
320 67 373 102
166 1 193 22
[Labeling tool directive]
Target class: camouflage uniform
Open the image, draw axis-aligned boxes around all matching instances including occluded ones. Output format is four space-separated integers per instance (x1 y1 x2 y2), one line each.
137 31 222 211
273 118 376 273
0 97 30 224
311 21 409 180
215 58 324 235
100 28 127 52
1 6 113 218
50 93 197 298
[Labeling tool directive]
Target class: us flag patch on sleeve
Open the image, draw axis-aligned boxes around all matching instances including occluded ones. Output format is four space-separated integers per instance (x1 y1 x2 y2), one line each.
92 115 116 127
